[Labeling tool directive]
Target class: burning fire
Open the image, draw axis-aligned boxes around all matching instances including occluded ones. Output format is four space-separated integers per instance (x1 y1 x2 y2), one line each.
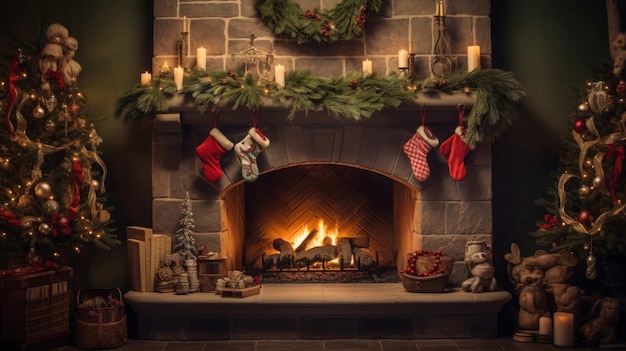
292 219 338 250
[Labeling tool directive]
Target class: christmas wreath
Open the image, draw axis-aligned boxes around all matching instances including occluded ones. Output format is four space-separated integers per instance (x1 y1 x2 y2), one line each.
255 0 384 44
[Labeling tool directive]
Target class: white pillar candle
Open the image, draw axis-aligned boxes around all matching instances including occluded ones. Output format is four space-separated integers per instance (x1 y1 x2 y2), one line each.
196 47 206 70
538 316 552 335
362 59 372 75
467 45 481 72
553 312 574 347
174 66 184 91
398 49 408 69
275 64 285 87
140 71 152 85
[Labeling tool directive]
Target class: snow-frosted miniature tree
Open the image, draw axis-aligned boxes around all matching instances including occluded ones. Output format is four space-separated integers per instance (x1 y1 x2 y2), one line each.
174 191 197 261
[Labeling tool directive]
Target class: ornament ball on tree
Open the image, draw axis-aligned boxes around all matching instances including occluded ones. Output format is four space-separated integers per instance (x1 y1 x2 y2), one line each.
573 116 587 133
577 209 594 226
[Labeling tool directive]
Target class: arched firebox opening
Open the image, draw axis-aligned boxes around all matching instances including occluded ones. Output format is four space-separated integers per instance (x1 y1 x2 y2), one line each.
219 164 419 283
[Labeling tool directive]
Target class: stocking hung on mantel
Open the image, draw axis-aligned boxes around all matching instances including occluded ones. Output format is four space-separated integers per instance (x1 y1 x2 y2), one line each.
403 109 439 181
195 113 234 183
234 113 270 182
439 104 475 181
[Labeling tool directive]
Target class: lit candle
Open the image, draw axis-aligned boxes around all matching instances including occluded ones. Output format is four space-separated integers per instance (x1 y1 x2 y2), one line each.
362 59 372 75
553 312 574 347
161 62 170 73
196 47 206 70
440 0 445 16
467 45 481 72
183 16 187 32
140 71 152 85
398 49 408 69
275 64 285 87
435 2 441 16
539 316 552 335
174 66 184 91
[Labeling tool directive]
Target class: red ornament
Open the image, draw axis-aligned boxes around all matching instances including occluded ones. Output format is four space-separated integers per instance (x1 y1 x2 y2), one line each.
617 80 626 98
577 209 594 226
573 117 587 133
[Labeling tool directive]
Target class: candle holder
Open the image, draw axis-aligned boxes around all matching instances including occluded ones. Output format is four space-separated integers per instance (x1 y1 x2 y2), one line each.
178 31 189 71
431 15 454 79
232 33 273 84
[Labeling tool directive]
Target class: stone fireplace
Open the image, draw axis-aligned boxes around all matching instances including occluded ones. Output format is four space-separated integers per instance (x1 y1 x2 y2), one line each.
151 93 490 285
123 0 512 341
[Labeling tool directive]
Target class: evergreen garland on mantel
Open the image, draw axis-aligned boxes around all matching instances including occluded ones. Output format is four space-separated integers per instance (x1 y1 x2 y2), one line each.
114 69 525 147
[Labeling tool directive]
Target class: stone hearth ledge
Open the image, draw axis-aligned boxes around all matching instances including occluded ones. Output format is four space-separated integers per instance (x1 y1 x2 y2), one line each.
125 283 512 340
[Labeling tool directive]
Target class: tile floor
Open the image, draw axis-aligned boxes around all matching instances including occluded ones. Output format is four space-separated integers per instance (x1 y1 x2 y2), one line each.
47 338 620 351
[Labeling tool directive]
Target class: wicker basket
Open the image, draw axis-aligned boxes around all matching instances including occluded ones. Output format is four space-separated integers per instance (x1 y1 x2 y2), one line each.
400 254 454 293
74 288 127 349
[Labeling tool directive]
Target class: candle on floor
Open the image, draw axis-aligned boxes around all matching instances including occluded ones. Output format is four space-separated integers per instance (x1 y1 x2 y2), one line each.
553 312 574 347
140 71 152 85
467 45 481 72
538 316 552 335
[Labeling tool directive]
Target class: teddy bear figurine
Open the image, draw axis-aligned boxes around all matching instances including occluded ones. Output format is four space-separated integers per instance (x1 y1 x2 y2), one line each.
579 297 621 346
461 241 497 293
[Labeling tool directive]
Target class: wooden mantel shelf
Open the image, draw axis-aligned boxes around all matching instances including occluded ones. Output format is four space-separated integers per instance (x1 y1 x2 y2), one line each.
162 90 476 115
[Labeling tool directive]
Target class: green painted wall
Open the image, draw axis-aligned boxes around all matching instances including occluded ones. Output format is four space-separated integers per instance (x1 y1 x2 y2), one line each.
0 0 153 289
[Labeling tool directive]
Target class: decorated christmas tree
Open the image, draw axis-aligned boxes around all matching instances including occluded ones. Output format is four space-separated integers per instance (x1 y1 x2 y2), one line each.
0 23 118 263
175 191 197 262
531 59 626 278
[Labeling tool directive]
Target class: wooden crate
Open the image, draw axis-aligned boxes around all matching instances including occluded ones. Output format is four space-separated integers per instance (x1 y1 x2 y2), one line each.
0 267 73 345
221 284 260 298
197 258 227 292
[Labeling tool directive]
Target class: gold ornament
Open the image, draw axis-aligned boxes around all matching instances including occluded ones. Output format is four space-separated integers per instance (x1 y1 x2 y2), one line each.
587 81 614 114
43 199 60 215
33 105 46 119
592 176 603 188
578 185 590 197
34 182 52 198
38 223 51 234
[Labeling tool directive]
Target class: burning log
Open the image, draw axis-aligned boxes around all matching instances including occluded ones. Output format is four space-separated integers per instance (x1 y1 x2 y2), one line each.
353 247 376 268
295 245 337 268
294 228 318 252
263 238 295 269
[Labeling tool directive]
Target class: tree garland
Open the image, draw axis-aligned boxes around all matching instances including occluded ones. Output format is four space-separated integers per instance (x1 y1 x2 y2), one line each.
255 0 384 44
115 68 525 147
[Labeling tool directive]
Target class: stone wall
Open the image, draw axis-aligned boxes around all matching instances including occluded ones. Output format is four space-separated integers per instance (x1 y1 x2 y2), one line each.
152 0 492 77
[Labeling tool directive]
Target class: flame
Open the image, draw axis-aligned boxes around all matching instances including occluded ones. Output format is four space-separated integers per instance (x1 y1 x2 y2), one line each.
293 219 338 250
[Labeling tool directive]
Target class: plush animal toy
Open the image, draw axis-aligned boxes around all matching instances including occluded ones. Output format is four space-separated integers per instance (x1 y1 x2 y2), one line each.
579 297 621 346
461 242 497 293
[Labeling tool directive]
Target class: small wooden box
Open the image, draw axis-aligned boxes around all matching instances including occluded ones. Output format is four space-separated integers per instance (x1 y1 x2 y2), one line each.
221 284 260 298
197 257 227 292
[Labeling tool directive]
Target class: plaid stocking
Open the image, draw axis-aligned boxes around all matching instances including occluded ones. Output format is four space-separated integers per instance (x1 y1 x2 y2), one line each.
403 126 439 181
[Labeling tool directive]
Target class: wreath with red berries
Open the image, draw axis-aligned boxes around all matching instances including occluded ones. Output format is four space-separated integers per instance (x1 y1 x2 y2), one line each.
255 0 384 44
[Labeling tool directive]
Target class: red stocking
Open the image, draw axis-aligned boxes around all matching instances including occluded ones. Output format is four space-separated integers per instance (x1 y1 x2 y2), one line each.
439 126 473 181
195 128 234 182
403 125 439 181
